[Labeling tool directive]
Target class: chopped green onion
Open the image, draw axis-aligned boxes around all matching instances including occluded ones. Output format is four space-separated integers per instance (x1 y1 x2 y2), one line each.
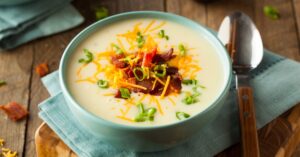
136 32 145 48
137 102 145 113
97 79 109 88
178 44 186 56
78 49 93 64
0 80 6 86
182 95 197 105
119 88 130 99
182 79 198 85
158 30 165 38
146 108 157 116
95 7 109 20
134 103 157 122
176 112 190 120
198 84 206 89
153 64 166 78
134 114 147 122
165 35 169 40
133 67 146 81
112 44 123 54
263 6 280 20
146 108 157 121
158 30 169 40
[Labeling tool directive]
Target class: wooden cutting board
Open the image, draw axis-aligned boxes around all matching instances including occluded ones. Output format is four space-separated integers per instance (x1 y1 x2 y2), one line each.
35 123 77 157
35 104 300 157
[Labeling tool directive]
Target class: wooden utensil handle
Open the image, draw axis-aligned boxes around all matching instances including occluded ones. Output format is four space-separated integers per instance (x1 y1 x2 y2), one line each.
237 87 260 157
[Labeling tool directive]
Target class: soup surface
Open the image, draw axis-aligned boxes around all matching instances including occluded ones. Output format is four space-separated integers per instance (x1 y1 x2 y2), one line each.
67 18 225 126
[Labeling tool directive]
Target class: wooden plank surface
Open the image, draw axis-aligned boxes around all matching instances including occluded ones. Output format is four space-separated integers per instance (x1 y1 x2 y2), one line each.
0 0 300 157
0 46 34 156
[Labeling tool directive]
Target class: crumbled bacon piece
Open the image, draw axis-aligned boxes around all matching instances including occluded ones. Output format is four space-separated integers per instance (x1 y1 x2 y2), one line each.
111 54 127 68
166 66 178 75
35 63 49 77
135 79 154 93
0 102 28 121
114 90 122 98
169 75 182 93
152 48 176 64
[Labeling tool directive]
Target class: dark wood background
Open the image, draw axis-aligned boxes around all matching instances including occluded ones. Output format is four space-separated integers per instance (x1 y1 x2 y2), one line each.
0 0 300 156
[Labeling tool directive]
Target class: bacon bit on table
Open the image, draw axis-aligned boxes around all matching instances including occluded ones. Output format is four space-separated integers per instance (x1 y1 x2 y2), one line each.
0 102 28 121
35 63 49 77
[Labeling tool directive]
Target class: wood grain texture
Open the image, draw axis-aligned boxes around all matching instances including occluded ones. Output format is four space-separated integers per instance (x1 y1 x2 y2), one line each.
24 1 120 157
0 45 34 156
293 0 300 55
117 0 164 11
35 123 77 157
166 0 206 24
255 0 300 61
237 87 260 157
0 0 299 157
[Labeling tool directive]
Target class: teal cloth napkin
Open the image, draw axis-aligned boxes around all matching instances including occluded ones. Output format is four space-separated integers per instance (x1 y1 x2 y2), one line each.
0 0 84 50
39 50 300 157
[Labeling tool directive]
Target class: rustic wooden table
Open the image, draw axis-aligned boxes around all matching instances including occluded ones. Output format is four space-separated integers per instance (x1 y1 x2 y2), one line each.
1 0 300 156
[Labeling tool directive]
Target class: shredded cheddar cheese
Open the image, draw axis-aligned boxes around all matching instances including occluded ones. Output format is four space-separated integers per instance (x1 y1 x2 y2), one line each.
74 20 204 122
116 116 133 122
160 76 171 99
103 93 115 96
167 97 176 106
151 74 165 85
119 81 147 90
143 20 156 33
153 96 163 115
151 79 157 90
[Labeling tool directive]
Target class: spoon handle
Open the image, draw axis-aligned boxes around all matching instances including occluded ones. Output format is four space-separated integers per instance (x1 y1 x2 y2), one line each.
237 87 260 157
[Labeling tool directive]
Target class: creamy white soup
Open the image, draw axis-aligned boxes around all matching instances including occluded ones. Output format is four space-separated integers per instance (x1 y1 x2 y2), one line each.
67 18 225 126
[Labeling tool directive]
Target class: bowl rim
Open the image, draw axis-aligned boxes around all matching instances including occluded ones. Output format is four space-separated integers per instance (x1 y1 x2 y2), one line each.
59 11 232 130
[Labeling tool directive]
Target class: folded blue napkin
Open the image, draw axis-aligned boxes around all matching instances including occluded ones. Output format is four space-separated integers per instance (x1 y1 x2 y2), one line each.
39 49 300 157
0 0 84 50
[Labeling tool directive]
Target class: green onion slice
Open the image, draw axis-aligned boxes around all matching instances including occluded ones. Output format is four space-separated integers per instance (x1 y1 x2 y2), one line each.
137 102 145 113
158 30 165 38
134 103 157 122
133 67 146 81
178 44 186 56
176 112 190 120
95 7 109 20
263 6 280 20
119 88 130 99
112 44 123 54
78 49 93 64
158 29 169 40
97 79 109 88
182 79 198 85
182 95 197 105
136 32 145 48
134 114 147 122
0 80 6 86
153 64 166 78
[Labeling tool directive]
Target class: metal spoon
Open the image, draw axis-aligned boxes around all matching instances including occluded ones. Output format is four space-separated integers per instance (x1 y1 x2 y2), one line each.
218 12 263 157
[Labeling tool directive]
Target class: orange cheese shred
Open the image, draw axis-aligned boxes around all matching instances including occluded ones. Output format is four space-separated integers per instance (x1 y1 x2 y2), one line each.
167 97 176 106
119 81 147 90
153 96 163 115
160 76 170 99
143 20 156 33
116 116 133 122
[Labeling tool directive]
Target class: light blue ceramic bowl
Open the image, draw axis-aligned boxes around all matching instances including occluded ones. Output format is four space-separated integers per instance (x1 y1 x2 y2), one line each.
59 11 232 152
